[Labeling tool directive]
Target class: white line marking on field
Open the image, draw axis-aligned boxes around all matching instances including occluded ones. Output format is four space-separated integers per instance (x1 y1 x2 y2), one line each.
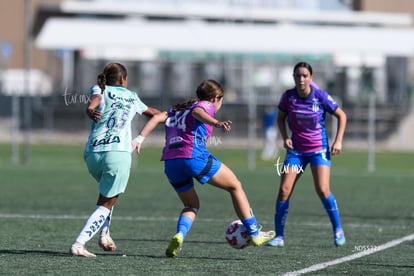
0 213 175 221
0 213 225 223
0 213 408 231
282 233 414 276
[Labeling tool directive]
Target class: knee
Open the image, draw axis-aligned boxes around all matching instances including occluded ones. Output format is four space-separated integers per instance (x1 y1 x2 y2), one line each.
183 206 199 215
316 187 331 198
278 186 292 201
182 205 199 221
227 179 243 194
97 194 118 209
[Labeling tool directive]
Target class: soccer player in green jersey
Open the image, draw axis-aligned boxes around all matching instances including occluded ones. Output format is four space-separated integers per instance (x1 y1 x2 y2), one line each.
70 63 160 257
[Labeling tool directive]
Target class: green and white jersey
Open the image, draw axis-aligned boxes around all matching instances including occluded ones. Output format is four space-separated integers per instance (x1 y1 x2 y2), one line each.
85 85 148 153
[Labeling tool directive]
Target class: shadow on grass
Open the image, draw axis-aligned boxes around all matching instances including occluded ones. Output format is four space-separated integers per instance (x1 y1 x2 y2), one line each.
0 249 165 258
0 249 69 257
114 238 248 260
116 237 225 245
0 248 247 260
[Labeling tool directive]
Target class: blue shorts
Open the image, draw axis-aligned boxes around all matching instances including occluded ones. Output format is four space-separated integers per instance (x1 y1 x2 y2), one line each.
164 153 222 193
84 151 131 198
284 149 331 171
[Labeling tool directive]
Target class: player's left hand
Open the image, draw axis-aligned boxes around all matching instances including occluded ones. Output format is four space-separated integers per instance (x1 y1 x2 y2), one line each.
132 135 145 154
131 141 142 154
331 142 342 155
215 120 232 132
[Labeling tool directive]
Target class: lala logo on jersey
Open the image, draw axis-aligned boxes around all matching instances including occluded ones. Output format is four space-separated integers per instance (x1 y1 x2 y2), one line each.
93 135 120 147
312 98 319 112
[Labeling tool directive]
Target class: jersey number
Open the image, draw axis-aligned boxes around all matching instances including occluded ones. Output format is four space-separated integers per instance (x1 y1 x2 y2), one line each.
106 110 128 129
165 110 190 131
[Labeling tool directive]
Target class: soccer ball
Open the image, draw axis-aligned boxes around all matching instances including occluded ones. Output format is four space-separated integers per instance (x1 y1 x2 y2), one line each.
225 220 251 249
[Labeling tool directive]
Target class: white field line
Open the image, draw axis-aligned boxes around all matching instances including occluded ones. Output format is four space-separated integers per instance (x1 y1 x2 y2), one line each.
0 213 175 221
0 213 406 230
0 213 225 223
282 233 414 276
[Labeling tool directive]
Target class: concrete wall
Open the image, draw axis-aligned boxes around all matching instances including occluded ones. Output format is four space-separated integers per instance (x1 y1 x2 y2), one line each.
0 0 62 70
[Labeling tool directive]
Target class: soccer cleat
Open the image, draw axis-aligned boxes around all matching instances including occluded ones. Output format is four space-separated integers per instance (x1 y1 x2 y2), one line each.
334 229 346 246
99 235 117 252
266 236 285 247
165 232 183 258
70 242 96 257
250 230 275 246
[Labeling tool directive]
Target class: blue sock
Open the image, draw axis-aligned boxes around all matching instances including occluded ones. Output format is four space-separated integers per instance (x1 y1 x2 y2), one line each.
321 193 342 232
241 216 259 236
275 200 289 238
177 215 193 239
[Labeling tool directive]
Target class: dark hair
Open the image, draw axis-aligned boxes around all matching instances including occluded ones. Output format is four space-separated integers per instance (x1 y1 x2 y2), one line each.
196 79 224 101
172 79 224 111
97 63 128 94
172 99 198 112
293 61 313 75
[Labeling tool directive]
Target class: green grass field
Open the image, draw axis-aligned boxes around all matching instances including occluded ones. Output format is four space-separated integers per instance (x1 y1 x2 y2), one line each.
0 144 413 275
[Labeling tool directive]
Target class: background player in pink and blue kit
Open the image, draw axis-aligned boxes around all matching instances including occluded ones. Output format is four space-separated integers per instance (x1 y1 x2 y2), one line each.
134 79 275 257
267 62 347 247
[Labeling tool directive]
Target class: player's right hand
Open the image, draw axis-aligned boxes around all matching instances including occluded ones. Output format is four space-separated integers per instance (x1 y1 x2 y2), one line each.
284 138 294 150
87 108 102 122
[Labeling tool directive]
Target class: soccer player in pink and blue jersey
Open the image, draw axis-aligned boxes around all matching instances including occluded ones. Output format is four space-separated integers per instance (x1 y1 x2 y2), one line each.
134 79 275 257
267 61 347 247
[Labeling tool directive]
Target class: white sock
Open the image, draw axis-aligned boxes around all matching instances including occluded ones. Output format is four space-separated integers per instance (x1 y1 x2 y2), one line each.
75 206 111 245
100 206 113 237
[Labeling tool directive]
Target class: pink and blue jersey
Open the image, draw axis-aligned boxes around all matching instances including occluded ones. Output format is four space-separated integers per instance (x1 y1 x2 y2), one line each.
278 86 338 153
161 101 215 160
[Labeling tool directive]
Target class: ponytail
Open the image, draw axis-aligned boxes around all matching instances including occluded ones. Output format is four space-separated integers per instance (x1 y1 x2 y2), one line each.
171 79 224 111
97 73 106 94
172 99 198 112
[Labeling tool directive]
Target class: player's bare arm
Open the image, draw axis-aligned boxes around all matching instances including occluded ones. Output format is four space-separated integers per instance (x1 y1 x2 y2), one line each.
331 107 347 155
143 106 161 118
277 110 293 150
192 107 232 132
133 111 168 154
86 94 102 122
